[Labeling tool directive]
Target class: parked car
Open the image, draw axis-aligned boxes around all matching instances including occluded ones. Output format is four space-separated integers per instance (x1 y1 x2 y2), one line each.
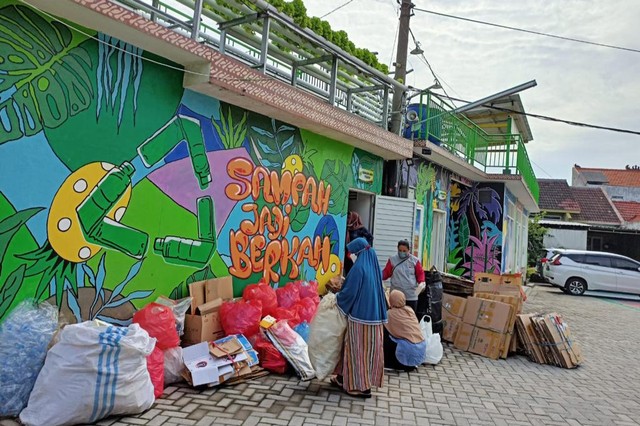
534 248 560 282
546 249 640 296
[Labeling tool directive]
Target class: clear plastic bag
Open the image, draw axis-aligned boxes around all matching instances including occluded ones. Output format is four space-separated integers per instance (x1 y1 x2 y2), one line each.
0 300 59 417
163 347 185 386
155 296 192 337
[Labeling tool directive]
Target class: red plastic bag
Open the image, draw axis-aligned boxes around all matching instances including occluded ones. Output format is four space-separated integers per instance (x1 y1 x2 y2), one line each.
253 334 287 374
276 284 300 309
243 281 278 317
272 306 301 328
220 300 262 337
147 346 165 399
133 303 179 350
295 281 319 299
295 297 318 323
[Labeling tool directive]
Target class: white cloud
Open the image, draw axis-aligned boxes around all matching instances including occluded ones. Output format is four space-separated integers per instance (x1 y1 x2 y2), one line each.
303 0 640 180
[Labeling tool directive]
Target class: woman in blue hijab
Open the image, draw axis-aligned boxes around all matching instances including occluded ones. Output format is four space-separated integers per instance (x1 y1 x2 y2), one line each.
332 237 387 398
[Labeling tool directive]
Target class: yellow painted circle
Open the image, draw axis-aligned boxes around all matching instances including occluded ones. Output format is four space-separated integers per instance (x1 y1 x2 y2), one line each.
47 162 132 263
282 154 303 175
316 253 342 295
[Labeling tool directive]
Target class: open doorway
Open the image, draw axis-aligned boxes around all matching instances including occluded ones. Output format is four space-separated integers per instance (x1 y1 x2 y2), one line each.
348 190 375 231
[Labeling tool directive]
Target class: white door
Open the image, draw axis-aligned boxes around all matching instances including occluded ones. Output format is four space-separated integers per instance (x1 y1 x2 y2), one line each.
372 195 416 271
611 257 640 295
582 254 616 291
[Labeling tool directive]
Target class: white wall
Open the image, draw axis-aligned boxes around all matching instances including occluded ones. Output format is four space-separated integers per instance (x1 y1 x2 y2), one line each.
543 229 588 250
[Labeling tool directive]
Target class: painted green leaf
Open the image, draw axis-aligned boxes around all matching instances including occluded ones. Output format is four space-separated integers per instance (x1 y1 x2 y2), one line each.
320 159 353 215
0 206 44 275
0 264 25 318
459 215 470 250
290 202 311 233
0 5 92 144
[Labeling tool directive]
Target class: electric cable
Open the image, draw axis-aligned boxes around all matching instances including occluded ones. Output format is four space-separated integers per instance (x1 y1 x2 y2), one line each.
414 7 640 54
320 0 357 19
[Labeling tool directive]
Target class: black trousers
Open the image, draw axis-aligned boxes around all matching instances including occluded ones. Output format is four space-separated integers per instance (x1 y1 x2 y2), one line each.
383 329 415 372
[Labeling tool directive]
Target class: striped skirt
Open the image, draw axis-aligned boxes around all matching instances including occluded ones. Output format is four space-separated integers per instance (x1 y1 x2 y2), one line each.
335 320 384 392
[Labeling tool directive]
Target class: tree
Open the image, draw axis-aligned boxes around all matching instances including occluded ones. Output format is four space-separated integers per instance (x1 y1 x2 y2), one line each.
527 213 549 267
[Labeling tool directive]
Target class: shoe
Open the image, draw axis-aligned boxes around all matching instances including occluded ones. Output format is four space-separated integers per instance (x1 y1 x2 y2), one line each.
330 375 343 388
346 389 372 399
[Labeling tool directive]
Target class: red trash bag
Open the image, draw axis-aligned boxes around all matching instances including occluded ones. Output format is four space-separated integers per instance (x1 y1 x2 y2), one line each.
147 346 165 399
220 300 262 337
243 281 278 317
295 281 319 299
133 303 179 350
276 284 300 309
295 297 318 324
272 306 301 328
253 334 287 374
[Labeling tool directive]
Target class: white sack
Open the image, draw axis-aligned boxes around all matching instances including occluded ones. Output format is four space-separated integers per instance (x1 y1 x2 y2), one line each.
307 293 347 380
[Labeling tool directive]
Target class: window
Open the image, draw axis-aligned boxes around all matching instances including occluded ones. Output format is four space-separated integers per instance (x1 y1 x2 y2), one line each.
430 210 446 271
565 253 585 263
584 255 611 268
612 258 640 271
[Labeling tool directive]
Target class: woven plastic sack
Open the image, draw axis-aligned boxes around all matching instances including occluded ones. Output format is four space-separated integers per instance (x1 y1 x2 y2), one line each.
243 281 277 317
308 293 347 380
147 346 165 399
295 297 318 324
266 321 315 381
163 347 184 385
220 299 262 337
0 300 58 417
253 333 287 374
133 303 179 350
20 321 155 426
276 284 300 309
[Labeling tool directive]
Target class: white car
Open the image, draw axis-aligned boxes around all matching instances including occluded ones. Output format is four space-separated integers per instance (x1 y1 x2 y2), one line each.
546 249 640 296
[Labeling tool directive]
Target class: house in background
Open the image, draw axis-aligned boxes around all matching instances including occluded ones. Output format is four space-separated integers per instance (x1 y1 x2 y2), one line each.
537 177 640 260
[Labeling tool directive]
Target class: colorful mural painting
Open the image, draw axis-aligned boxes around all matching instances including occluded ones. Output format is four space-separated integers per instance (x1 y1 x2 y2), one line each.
0 3 382 321
448 181 505 278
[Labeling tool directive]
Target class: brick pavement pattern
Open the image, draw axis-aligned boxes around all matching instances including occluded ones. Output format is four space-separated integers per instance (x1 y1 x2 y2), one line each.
2 285 639 425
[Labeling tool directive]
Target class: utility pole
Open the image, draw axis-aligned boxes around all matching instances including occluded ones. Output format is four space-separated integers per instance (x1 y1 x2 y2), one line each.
389 0 413 135
384 0 413 197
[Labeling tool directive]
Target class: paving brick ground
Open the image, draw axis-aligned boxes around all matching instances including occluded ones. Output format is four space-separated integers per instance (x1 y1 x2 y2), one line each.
3 285 639 425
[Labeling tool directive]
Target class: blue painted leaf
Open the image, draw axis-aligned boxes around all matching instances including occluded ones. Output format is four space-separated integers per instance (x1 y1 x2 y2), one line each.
104 289 153 308
260 159 281 167
251 127 274 138
281 136 295 150
257 139 277 155
96 315 132 327
277 125 295 133
66 286 83 323
82 263 96 286
108 261 143 303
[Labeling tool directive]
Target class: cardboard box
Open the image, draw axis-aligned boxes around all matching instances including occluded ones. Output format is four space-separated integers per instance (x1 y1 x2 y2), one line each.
442 294 467 342
182 342 220 386
454 323 505 360
462 297 513 334
474 282 522 299
475 292 522 358
183 277 234 346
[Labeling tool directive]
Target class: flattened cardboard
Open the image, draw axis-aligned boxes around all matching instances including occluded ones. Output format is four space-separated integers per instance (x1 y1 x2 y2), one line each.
462 297 512 334
454 323 504 360
442 316 462 343
210 338 243 358
182 342 219 386
475 292 521 358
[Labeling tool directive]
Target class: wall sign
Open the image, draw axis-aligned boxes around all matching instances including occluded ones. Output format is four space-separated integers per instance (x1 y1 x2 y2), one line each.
358 167 374 183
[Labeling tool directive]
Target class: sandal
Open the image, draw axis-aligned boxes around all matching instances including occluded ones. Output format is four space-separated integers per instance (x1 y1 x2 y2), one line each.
346 389 372 399
330 375 343 388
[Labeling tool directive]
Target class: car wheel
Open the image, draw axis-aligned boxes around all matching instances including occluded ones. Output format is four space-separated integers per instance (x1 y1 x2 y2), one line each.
565 278 587 296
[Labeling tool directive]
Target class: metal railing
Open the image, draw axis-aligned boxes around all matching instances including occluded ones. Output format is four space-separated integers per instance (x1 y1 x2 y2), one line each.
409 93 539 201
113 0 396 126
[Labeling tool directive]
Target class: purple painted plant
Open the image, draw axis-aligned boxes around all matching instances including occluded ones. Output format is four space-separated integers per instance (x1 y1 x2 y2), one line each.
462 230 501 277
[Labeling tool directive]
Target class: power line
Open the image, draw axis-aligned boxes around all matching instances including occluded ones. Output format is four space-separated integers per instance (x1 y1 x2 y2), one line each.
414 8 640 54
530 160 554 178
320 0 357 19
433 93 640 136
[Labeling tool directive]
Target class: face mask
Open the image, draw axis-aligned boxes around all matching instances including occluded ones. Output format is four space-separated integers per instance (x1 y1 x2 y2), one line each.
398 251 408 259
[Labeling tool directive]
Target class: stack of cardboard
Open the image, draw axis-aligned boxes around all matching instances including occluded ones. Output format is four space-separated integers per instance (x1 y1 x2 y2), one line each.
441 293 467 343
183 277 234 346
454 297 513 360
182 334 263 387
441 272 475 297
516 313 583 369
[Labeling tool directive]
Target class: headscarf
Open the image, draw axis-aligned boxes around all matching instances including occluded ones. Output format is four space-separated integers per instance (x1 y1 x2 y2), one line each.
336 238 387 325
385 290 424 343
346 212 364 244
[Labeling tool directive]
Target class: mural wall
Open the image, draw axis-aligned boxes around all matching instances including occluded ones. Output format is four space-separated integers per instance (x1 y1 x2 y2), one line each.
447 181 505 278
0 3 382 321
